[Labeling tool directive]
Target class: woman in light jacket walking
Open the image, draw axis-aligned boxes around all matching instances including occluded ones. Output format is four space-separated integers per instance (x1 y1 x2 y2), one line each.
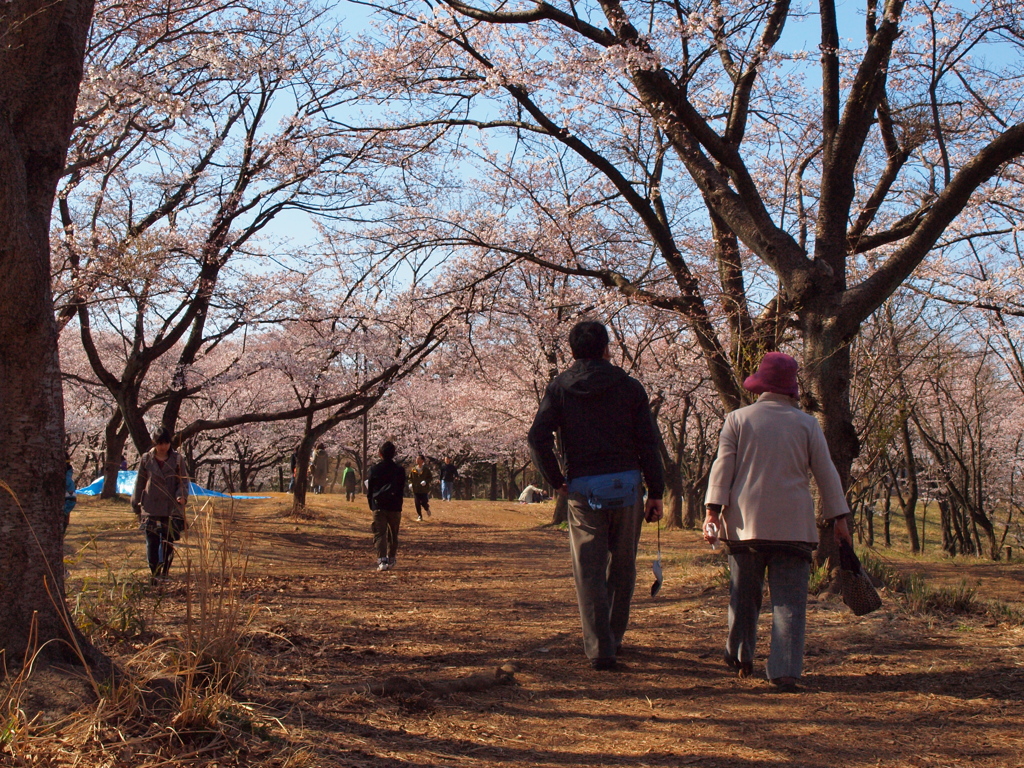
132 427 189 584
704 352 852 691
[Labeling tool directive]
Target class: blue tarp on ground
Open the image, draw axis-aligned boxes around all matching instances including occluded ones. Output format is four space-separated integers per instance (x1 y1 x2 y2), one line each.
76 470 269 499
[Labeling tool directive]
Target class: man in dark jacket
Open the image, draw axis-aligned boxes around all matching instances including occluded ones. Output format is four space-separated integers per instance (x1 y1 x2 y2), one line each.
439 457 458 501
367 441 406 571
528 321 664 670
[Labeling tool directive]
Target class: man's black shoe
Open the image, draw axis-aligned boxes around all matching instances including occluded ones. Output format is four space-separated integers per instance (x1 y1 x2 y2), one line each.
591 657 617 671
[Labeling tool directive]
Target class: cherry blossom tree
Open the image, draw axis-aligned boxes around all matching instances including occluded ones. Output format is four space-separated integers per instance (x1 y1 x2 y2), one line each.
52 0 378 495
343 0 1024 542
610 313 722 528
848 287 1024 560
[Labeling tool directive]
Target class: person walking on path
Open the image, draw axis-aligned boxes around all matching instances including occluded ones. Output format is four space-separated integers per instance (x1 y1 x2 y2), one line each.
409 454 432 521
528 320 664 671
703 351 853 692
367 441 406 571
310 444 329 494
132 427 190 584
342 461 358 501
439 457 457 501
63 451 77 532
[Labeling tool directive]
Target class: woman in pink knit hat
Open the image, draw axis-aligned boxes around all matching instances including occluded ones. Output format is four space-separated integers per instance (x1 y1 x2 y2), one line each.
703 352 852 692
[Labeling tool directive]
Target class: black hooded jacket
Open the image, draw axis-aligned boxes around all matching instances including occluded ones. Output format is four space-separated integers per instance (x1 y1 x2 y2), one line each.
527 358 665 497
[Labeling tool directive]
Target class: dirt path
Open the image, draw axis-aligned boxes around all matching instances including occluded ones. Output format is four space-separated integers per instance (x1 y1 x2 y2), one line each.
68 495 1024 767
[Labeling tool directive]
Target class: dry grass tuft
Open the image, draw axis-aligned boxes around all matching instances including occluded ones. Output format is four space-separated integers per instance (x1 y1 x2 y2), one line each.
0 499 295 767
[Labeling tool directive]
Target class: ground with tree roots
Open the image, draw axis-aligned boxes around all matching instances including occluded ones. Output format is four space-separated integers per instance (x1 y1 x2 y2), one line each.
47 495 1024 766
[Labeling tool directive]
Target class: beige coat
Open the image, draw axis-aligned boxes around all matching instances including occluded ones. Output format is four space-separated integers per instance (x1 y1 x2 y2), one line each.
311 449 330 486
131 449 189 522
705 393 849 543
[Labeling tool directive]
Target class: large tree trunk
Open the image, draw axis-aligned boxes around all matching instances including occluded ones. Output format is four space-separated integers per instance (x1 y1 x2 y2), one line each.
100 413 129 499
684 487 704 530
506 462 521 501
0 0 97 665
663 477 684 529
804 317 858 570
864 498 874 547
883 488 892 547
898 416 921 552
291 416 316 513
660 451 685 528
238 458 250 493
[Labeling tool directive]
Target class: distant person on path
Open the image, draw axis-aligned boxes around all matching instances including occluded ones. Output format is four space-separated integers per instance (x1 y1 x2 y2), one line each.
63 451 76 531
311 444 329 494
119 454 128 471
528 320 664 671
132 427 190 585
288 449 298 492
439 457 457 501
409 454 432 521
367 441 406 571
704 352 852 692
342 461 358 501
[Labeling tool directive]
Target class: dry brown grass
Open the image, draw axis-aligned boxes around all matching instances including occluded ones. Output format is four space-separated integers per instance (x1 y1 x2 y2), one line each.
1 498 291 767
5 492 1023 767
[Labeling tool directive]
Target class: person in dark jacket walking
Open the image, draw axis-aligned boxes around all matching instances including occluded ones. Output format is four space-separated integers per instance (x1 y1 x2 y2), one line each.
528 320 664 670
132 427 189 584
367 441 406 571
439 457 457 501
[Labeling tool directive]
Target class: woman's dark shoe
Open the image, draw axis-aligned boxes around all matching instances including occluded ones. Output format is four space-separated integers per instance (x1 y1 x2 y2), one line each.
770 676 800 693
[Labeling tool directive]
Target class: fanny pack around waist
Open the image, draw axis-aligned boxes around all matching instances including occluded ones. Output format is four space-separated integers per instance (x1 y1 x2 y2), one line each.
568 470 641 510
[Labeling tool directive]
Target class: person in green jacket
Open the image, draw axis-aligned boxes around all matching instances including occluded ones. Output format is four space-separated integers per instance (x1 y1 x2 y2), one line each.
408 455 432 521
342 461 358 501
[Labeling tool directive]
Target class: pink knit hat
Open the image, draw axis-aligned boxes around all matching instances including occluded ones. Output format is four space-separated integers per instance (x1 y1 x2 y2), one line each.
743 352 799 398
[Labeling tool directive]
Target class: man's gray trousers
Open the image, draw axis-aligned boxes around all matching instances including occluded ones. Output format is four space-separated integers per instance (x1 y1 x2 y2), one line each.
567 492 645 662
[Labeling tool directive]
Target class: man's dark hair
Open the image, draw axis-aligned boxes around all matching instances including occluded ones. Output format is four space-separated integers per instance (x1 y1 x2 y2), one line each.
417 454 426 462
569 321 609 360
152 427 172 446
380 441 396 461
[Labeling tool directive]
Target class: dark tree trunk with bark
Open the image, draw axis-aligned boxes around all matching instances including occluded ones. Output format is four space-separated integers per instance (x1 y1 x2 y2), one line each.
0 0 97 665
506 462 522 501
658 444 684 529
883 489 892 547
864 499 874 547
291 415 316 513
100 413 129 499
804 315 859 570
487 463 498 501
899 416 921 552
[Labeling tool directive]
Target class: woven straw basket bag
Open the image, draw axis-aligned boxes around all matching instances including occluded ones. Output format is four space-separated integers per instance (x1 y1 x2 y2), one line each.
838 541 882 616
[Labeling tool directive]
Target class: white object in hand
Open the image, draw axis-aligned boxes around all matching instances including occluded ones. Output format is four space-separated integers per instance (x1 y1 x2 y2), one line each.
704 521 719 550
